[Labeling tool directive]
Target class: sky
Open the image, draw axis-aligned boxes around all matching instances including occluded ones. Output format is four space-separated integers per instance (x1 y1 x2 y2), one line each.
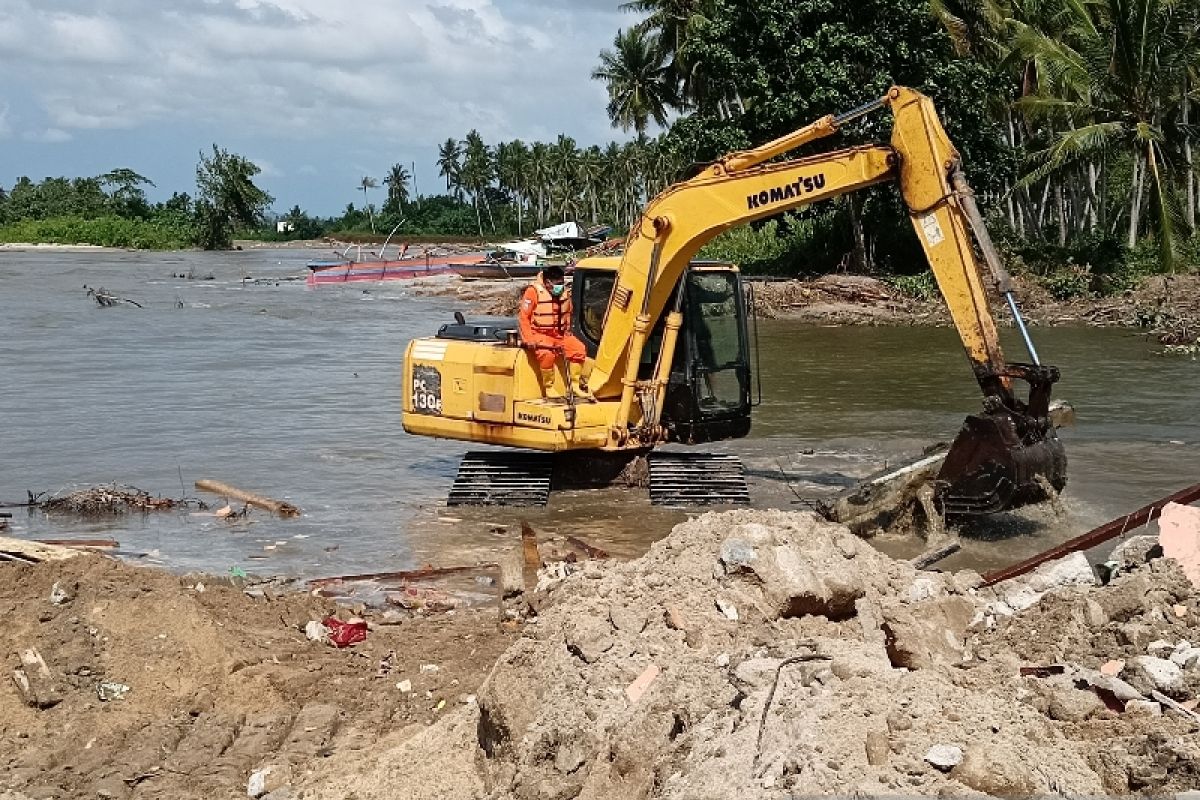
0 0 633 216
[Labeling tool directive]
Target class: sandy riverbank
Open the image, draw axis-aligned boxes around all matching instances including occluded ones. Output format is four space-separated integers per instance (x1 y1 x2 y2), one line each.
0 243 121 252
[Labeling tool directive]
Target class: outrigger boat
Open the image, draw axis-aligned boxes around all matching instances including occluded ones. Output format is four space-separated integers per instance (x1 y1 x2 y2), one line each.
305 221 613 286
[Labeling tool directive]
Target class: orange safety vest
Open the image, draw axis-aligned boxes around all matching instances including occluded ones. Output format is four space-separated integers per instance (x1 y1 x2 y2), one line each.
526 274 571 336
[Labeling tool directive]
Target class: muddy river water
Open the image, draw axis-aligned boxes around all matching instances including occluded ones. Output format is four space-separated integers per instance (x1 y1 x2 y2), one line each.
2 247 1198 580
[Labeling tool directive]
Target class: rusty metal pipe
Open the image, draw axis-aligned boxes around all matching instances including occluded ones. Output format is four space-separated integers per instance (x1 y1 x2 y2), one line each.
981 480 1200 586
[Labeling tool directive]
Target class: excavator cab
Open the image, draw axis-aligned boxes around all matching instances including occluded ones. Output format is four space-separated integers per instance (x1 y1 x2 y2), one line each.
573 259 754 445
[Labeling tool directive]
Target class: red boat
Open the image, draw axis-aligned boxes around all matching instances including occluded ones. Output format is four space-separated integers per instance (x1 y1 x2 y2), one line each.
305 243 488 286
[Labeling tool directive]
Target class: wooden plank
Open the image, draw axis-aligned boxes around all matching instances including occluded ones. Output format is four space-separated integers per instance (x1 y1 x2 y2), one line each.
982 481 1200 586
0 536 84 564
35 538 119 549
521 521 541 592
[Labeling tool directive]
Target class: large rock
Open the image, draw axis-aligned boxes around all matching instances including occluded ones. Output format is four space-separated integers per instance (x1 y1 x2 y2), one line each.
1126 656 1185 698
11 648 62 709
992 553 1098 614
952 744 1036 798
737 518 903 620
880 596 975 670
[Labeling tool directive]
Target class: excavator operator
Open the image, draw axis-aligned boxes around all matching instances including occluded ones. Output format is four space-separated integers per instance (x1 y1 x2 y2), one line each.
518 265 594 401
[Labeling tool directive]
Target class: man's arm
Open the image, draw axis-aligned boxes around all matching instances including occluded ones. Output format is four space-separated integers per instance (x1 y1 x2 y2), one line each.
517 286 538 345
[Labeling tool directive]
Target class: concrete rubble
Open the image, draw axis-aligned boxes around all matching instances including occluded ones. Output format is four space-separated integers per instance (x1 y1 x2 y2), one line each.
312 508 1200 799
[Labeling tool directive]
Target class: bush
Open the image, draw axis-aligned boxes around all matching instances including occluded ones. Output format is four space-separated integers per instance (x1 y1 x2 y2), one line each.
1039 265 1094 300
698 218 792 271
886 271 938 300
0 215 194 249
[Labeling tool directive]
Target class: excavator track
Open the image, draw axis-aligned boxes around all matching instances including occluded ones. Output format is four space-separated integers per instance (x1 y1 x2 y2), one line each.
447 451 553 506
648 452 750 506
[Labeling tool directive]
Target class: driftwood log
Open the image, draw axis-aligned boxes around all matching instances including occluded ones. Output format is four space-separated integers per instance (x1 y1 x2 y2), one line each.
194 479 300 517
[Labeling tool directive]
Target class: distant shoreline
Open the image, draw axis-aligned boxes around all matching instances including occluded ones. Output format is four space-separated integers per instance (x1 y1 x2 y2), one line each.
0 242 122 252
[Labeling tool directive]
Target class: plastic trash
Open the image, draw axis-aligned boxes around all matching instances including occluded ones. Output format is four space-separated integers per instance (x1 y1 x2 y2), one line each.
322 616 368 648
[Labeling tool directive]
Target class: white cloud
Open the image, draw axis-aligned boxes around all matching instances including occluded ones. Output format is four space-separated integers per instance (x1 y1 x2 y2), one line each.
250 156 283 178
0 0 642 212
0 1 626 140
21 127 73 143
0 102 10 138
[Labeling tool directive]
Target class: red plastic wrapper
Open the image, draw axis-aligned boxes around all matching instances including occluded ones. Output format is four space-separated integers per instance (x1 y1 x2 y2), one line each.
322 616 368 648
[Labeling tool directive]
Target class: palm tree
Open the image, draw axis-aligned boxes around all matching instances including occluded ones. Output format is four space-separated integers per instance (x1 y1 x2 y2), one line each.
461 130 494 234
383 163 411 213
1011 0 1198 267
527 142 552 226
359 176 378 232
592 27 677 135
495 140 530 235
436 138 463 199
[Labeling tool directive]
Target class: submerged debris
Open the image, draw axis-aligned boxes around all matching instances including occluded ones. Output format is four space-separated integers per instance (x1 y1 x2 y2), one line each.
83 285 143 308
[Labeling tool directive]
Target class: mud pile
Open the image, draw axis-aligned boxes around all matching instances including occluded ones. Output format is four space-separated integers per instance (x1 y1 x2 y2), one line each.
317 509 1200 800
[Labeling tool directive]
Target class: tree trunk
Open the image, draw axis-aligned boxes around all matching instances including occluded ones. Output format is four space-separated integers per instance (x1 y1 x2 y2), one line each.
1086 162 1100 231
1185 94 1195 229
1128 153 1144 249
848 195 870 272
1055 183 1067 246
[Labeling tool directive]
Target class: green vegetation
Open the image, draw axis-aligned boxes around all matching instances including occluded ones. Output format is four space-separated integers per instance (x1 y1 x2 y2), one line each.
0 145 272 250
585 0 1200 287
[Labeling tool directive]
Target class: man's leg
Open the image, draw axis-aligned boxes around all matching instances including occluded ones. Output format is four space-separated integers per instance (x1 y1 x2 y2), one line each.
562 335 595 401
531 339 564 399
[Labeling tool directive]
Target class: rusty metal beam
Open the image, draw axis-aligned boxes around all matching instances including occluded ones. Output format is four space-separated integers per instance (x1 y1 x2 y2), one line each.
308 562 498 588
981 480 1200 586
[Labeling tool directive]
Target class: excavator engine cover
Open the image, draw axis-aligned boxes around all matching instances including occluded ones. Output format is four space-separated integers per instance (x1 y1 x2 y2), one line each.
936 363 1067 516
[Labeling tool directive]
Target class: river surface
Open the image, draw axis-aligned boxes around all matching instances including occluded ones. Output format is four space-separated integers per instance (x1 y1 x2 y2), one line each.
2 247 1198 581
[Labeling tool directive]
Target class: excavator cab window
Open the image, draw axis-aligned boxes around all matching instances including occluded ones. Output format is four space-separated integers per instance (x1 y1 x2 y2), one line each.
661 267 753 443
577 271 614 346
685 271 745 413
575 269 664 371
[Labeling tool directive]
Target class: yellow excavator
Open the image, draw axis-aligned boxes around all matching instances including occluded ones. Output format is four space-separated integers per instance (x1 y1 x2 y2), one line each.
402 86 1067 512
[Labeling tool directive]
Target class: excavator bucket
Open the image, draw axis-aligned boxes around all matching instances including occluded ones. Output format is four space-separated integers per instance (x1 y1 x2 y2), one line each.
935 364 1068 516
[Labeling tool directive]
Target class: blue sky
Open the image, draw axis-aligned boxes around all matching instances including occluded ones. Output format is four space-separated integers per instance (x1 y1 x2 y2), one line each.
0 0 634 216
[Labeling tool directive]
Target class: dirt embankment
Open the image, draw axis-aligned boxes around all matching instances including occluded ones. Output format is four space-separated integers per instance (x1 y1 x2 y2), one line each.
0 556 515 799
5 511 1199 800
424 271 1200 341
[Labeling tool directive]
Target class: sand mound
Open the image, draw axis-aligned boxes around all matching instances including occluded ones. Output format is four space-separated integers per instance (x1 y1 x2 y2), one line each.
312 509 1200 799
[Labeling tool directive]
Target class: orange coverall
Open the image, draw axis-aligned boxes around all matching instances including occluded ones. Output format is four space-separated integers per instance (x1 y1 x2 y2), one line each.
518 278 587 370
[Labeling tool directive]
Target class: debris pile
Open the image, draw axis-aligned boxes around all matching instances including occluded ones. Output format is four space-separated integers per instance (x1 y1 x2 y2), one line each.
748 275 921 323
317 508 1200 800
29 484 200 516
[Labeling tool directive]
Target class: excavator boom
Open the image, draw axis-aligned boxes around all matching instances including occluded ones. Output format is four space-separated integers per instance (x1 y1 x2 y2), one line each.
589 86 1065 513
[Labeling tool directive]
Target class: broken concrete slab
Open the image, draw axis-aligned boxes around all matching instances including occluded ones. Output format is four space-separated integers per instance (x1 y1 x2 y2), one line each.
1159 502 1200 588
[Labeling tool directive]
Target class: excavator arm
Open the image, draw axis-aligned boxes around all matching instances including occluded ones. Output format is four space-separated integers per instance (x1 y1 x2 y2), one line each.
592 86 1065 513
